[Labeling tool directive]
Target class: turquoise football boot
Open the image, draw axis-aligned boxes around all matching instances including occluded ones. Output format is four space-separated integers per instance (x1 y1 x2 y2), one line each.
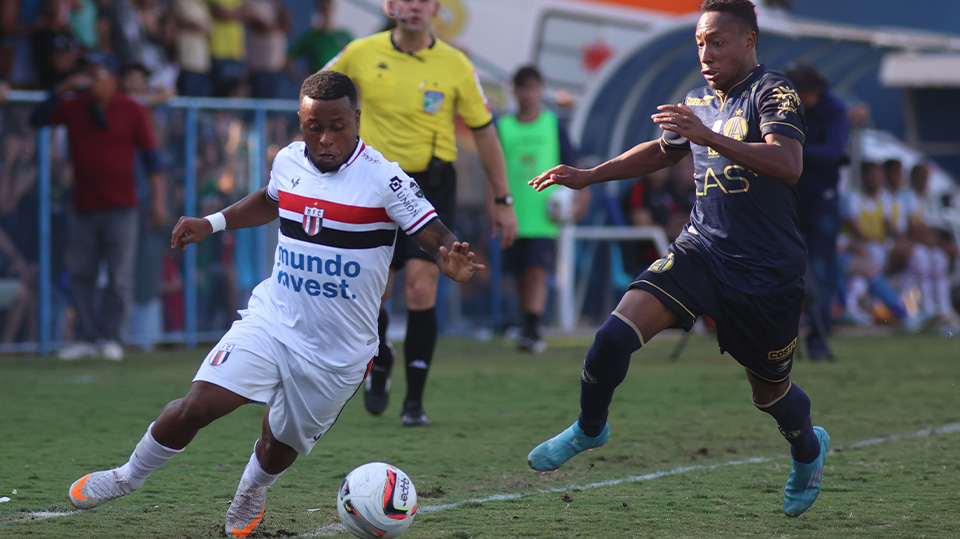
527 422 610 472
783 426 830 517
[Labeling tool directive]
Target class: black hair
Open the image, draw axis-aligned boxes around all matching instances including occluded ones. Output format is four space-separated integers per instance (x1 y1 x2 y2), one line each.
701 0 759 39
300 71 358 109
513 65 543 87
882 158 903 172
784 61 828 95
909 162 929 179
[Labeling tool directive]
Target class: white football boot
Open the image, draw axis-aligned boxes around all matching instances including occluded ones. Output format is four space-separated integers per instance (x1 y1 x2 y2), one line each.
68 469 137 509
225 481 268 538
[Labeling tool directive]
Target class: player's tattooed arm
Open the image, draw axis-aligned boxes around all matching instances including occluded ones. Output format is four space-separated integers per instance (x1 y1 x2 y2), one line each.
412 219 485 282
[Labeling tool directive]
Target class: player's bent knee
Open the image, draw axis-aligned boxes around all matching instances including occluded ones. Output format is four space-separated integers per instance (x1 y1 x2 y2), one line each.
177 384 245 427
592 316 643 359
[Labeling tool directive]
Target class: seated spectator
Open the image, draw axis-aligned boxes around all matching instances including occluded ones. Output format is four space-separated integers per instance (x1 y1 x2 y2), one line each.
839 161 921 330
621 168 677 272
620 156 694 274
897 163 960 332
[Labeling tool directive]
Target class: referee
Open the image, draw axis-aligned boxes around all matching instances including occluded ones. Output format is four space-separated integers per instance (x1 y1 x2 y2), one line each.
324 0 518 426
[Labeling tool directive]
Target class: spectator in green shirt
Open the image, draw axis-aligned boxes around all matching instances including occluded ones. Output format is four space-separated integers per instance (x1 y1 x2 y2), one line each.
286 0 352 79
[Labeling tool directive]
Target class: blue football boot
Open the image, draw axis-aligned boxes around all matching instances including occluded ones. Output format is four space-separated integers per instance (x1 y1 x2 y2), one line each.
783 426 830 517
527 422 609 472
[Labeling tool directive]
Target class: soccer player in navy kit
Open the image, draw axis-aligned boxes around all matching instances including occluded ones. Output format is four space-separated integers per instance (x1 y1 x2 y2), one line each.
527 0 829 518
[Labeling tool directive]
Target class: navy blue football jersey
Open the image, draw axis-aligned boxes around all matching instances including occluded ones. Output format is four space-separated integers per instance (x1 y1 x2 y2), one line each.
661 64 807 295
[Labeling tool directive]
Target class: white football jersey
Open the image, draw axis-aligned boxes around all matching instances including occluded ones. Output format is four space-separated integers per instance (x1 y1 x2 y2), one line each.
244 139 437 371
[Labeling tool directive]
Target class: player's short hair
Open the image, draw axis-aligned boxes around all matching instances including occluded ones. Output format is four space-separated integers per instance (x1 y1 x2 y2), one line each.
701 0 759 39
300 71 358 109
513 65 543 87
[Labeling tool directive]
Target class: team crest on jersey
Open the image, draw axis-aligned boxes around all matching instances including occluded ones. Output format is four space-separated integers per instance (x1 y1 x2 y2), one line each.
209 343 235 366
423 90 444 114
723 117 749 141
303 206 324 236
647 252 675 273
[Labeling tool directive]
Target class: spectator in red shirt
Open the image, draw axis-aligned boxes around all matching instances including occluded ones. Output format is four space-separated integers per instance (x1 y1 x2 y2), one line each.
31 51 166 360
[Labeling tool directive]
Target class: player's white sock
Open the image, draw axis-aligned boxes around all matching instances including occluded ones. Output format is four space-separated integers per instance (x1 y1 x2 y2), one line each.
118 422 183 490
932 249 957 321
846 275 868 313
240 441 284 489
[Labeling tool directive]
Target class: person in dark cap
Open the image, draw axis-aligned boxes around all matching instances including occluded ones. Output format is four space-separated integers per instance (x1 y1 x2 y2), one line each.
784 61 849 361
30 51 167 361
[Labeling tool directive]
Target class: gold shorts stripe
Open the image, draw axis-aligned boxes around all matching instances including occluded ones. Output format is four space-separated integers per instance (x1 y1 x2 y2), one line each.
611 311 645 347
635 279 696 320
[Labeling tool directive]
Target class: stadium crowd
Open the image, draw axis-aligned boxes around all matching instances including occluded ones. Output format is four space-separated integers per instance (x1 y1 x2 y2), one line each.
0 0 957 357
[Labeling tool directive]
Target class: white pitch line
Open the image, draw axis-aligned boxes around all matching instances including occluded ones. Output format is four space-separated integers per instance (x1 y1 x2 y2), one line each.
7 510 77 522
11 423 960 531
303 422 960 537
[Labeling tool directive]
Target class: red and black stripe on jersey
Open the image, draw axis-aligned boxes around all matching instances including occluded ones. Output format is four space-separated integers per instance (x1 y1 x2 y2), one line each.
278 190 410 249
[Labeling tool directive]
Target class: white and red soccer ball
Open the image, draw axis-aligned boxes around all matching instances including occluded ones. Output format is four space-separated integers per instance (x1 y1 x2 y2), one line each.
337 462 418 539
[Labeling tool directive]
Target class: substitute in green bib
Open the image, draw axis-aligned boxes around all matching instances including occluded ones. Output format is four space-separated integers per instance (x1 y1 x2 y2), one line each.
497 66 584 353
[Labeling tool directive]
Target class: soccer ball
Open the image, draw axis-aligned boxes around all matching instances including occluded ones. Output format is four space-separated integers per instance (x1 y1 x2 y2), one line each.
547 188 577 223
337 462 418 539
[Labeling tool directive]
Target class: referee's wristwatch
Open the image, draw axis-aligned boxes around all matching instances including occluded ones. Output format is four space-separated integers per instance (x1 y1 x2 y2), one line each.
494 194 514 206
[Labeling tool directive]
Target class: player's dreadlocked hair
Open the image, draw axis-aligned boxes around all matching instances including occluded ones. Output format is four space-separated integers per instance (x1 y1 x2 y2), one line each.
701 0 759 40
300 71 358 109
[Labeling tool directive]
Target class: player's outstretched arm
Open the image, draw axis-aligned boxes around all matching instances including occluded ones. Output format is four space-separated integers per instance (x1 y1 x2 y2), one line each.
411 219 485 283
528 140 684 192
170 187 279 250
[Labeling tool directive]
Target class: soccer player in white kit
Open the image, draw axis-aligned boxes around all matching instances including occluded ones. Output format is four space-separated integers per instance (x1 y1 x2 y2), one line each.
66 71 485 538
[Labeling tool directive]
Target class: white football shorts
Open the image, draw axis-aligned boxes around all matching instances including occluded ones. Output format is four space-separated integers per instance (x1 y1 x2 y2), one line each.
193 313 370 455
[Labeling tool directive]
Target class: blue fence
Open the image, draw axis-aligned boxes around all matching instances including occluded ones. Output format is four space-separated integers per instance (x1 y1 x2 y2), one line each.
0 91 522 354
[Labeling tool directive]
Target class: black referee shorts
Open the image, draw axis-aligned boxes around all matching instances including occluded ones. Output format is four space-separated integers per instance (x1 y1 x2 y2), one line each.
390 162 457 270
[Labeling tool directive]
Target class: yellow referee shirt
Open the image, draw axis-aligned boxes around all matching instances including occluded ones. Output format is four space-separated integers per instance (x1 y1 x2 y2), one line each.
323 31 492 173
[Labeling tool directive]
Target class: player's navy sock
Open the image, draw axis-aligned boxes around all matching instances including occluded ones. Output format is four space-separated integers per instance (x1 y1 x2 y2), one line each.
755 383 820 463
578 313 643 437
119 422 183 489
369 307 393 393
522 312 542 340
403 307 437 406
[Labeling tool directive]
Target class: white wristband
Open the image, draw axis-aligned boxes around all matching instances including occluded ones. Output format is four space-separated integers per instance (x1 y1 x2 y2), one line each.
204 212 226 233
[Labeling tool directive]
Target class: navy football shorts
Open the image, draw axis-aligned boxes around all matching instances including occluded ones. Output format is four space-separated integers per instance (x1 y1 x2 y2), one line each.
631 235 804 383
502 238 557 275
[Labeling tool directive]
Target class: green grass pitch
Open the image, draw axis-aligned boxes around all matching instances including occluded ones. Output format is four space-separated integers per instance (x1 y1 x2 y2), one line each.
1 332 958 538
